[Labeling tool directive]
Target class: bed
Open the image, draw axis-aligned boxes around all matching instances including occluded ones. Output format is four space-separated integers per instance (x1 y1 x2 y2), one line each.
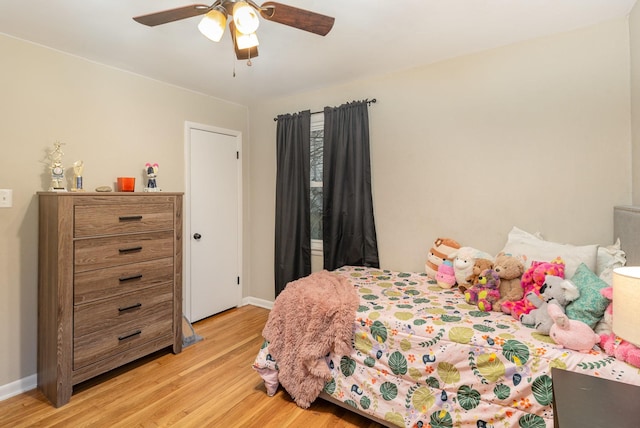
253 207 640 427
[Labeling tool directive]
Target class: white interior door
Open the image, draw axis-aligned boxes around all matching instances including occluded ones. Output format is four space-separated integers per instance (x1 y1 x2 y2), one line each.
186 124 241 322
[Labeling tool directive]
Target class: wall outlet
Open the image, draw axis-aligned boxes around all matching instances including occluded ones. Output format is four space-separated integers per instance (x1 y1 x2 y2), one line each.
0 189 13 208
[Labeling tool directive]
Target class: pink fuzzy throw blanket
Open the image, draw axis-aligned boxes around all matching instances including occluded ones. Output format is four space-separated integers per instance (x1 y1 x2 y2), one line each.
262 270 358 408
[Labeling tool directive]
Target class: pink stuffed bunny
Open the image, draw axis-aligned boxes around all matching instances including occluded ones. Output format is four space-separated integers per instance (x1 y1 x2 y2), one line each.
548 304 600 353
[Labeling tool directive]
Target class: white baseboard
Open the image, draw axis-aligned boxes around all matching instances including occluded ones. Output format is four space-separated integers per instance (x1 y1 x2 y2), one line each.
241 296 273 310
0 374 36 402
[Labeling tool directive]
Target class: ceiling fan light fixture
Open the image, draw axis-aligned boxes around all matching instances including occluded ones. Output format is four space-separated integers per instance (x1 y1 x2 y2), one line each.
235 30 259 50
198 9 227 42
134 1 335 63
232 1 260 35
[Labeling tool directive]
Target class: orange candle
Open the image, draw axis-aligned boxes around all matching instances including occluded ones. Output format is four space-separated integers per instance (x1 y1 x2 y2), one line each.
117 177 135 192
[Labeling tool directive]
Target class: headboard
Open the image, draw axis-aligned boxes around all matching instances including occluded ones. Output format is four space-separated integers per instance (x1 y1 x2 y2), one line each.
614 205 640 266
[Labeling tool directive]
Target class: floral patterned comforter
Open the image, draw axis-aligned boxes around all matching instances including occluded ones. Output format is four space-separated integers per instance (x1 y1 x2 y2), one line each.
253 266 640 427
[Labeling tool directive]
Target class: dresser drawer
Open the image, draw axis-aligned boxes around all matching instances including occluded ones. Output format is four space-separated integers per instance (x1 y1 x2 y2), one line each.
74 231 174 273
74 284 173 337
74 203 174 238
73 287 173 369
74 258 174 304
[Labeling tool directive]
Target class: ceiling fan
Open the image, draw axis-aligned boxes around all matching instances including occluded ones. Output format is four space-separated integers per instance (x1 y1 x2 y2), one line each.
133 1 335 61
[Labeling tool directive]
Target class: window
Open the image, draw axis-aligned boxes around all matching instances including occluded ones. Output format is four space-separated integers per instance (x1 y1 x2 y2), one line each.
310 114 323 252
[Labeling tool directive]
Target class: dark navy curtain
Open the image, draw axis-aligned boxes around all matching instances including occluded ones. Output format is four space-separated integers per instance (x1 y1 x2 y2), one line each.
274 111 311 296
323 100 379 271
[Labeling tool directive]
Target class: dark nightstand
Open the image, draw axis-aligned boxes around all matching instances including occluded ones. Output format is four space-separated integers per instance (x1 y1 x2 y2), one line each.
552 367 640 427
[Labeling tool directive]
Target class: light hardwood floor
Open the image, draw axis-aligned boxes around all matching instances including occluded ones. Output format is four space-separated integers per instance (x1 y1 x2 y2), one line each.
1 305 384 427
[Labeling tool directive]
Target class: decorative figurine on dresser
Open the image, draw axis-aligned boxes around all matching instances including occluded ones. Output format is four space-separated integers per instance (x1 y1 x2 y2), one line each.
144 162 161 192
71 160 84 192
37 191 184 407
47 141 67 191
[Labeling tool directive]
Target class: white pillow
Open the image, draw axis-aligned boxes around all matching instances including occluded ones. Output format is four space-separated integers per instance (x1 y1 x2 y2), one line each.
596 238 626 284
501 226 598 278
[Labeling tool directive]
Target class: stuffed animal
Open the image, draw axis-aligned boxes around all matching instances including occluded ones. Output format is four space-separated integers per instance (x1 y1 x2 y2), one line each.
435 260 457 289
548 304 600 353
600 334 640 368
598 287 640 368
425 238 461 280
464 269 501 312
463 258 494 293
595 287 614 335
501 257 565 320
520 275 580 335
492 252 525 313
450 247 494 290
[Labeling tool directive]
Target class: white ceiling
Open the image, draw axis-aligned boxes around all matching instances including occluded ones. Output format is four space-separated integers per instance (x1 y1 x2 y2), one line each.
0 1 636 106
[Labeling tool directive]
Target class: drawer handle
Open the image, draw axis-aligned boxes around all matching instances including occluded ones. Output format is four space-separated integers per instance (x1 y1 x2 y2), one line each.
119 274 143 282
118 303 142 312
119 215 143 221
118 330 142 341
119 246 143 254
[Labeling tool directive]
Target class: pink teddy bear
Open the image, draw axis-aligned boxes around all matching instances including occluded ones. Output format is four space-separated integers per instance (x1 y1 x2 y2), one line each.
502 257 565 320
599 287 640 368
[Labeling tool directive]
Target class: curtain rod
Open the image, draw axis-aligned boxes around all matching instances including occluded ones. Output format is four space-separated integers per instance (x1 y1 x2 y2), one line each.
273 98 377 121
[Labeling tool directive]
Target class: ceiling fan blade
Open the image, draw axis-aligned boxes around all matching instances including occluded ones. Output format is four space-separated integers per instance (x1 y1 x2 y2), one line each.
259 1 334 36
133 4 211 27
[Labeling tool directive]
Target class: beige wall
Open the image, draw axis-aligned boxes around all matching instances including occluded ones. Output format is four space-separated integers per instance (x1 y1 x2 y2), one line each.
631 6 640 204
0 34 249 388
248 18 632 302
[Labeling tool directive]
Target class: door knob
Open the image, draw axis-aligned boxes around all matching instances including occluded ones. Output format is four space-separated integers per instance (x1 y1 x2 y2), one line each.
193 233 202 240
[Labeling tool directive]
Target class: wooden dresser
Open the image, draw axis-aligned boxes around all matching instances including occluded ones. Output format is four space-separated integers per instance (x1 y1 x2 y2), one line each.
37 192 183 407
